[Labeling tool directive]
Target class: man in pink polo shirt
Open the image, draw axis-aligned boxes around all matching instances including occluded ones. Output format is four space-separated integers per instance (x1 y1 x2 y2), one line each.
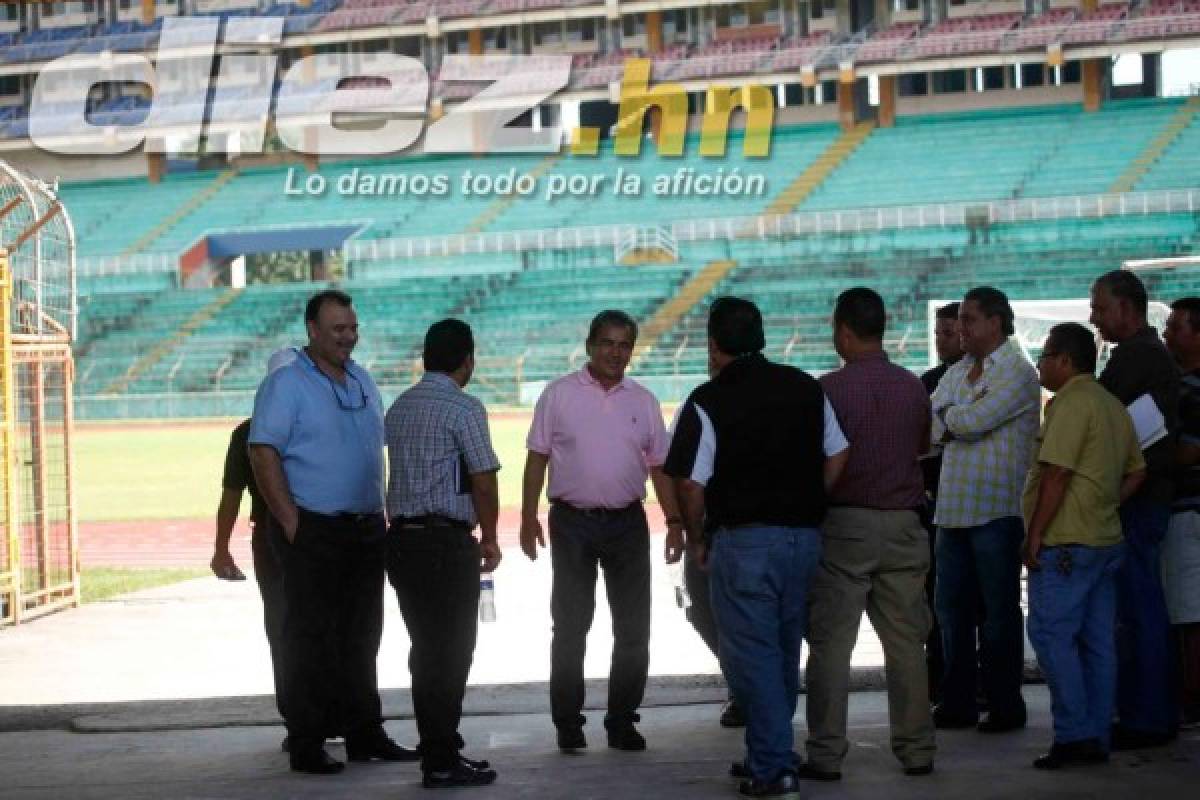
520 309 683 754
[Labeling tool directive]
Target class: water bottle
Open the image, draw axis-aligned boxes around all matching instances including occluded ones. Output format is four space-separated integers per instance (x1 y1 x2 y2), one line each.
672 561 691 610
479 573 497 623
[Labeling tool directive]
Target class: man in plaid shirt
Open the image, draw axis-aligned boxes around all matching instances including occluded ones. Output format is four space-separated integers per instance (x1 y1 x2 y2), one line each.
385 319 502 789
929 287 1040 733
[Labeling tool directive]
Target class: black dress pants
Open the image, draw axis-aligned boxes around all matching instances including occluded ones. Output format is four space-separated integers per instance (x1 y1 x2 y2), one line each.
274 508 387 757
387 523 481 772
251 519 289 723
548 502 651 730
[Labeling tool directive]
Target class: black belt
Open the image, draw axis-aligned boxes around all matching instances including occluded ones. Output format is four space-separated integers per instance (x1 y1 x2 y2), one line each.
391 514 471 531
828 504 925 515
551 500 641 519
298 507 384 526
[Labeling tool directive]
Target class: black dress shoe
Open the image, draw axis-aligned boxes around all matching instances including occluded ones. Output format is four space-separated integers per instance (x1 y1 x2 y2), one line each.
904 763 934 776
977 711 1026 733
796 763 842 782
423 761 498 789
738 770 800 798
1110 725 1173 751
721 699 747 728
290 749 345 775
345 736 420 762
606 723 646 751
1033 739 1109 769
459 753 491 770
730 753 802 779
557 726 586 753
932 704 978 729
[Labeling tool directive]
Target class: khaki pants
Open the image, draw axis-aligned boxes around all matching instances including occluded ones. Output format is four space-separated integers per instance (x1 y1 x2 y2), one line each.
805 506 936 771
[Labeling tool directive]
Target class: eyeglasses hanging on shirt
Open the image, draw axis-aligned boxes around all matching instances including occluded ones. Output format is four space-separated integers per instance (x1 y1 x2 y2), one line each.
322 370 369 412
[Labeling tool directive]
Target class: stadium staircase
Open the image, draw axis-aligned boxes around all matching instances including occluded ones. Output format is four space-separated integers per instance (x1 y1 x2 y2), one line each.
630 259 737 368
628 123 874 367
761 122 874 217
121 167 240 257
1110 95 1200 194
462 152 563 234
102 287 242 395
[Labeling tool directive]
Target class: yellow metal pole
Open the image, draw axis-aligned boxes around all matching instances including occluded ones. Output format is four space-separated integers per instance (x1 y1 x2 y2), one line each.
64 346 79 608
0 249 21 624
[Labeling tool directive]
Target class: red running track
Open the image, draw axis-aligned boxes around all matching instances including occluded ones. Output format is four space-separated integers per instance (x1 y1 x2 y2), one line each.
80 507 669 568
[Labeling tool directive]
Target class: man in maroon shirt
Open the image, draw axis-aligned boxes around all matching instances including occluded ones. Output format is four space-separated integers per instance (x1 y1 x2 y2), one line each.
804 288 936 780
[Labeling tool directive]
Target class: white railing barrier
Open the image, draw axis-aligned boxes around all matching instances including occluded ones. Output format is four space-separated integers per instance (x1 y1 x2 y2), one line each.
345 188 1200 265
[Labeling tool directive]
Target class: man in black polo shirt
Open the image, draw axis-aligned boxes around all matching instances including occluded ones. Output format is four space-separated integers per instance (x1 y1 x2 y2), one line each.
210 348 299 746
666 297 849 798
1090 269 1180 749
920 302 963 702
385 319 502 789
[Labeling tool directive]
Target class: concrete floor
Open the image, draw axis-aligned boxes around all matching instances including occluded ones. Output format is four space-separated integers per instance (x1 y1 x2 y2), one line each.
1 693 1197 799
0 540 1192 798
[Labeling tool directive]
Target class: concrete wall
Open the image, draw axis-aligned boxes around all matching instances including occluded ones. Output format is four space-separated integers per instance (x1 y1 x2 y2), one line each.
896 84 1084 116
4 148 150 182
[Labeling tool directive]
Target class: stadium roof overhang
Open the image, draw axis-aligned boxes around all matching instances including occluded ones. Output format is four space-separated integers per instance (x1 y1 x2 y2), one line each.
204 225 361 259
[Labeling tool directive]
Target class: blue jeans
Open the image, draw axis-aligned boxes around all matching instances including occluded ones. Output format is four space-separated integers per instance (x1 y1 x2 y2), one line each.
709 525 821 782
1116 495 1177 735
1028 543 1125 746
935 516 1026 719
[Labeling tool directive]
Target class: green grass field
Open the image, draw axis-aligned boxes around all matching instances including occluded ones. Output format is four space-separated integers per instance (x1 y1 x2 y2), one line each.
75 415 535 522
81 567 209 603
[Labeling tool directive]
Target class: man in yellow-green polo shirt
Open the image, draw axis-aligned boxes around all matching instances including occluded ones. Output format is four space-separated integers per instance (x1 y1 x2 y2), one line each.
1022 322 1146 771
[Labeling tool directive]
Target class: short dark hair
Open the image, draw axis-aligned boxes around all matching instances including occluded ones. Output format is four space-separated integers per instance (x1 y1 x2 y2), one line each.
935 302 960 321
833 287 886 340
1046 322 1097 375
305 289 353 324
963 286 1015 336
708 296 765 356
1093 269 1149 317
423 318 474 373
1172 297 1200 333
587 310 638 345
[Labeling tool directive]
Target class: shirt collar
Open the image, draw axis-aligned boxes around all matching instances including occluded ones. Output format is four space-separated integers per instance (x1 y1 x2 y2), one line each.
577 366 629 393
715 352 767 383
968 337 1020 371
421 371 461 392
1055 373 1093 396
298 347 359 378
845 350 888 365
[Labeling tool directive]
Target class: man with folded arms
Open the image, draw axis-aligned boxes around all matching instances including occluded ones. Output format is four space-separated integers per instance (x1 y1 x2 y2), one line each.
1090 269 1180 748
1023 323 1145 769
930 287 1040 733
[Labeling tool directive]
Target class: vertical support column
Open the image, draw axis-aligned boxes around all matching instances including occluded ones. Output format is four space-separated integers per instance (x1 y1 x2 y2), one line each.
837 64 858 131
646 10 663 54
61 347 78 608
468 29 483 55
878 74 896 128
1082 58 1103 112
0 251 20 625
29 359 48 594
146 151 165 184
301 45 319 172
141 0 155 26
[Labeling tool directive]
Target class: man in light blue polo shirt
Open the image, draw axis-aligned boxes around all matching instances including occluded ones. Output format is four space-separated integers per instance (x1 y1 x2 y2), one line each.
250 289 416 775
